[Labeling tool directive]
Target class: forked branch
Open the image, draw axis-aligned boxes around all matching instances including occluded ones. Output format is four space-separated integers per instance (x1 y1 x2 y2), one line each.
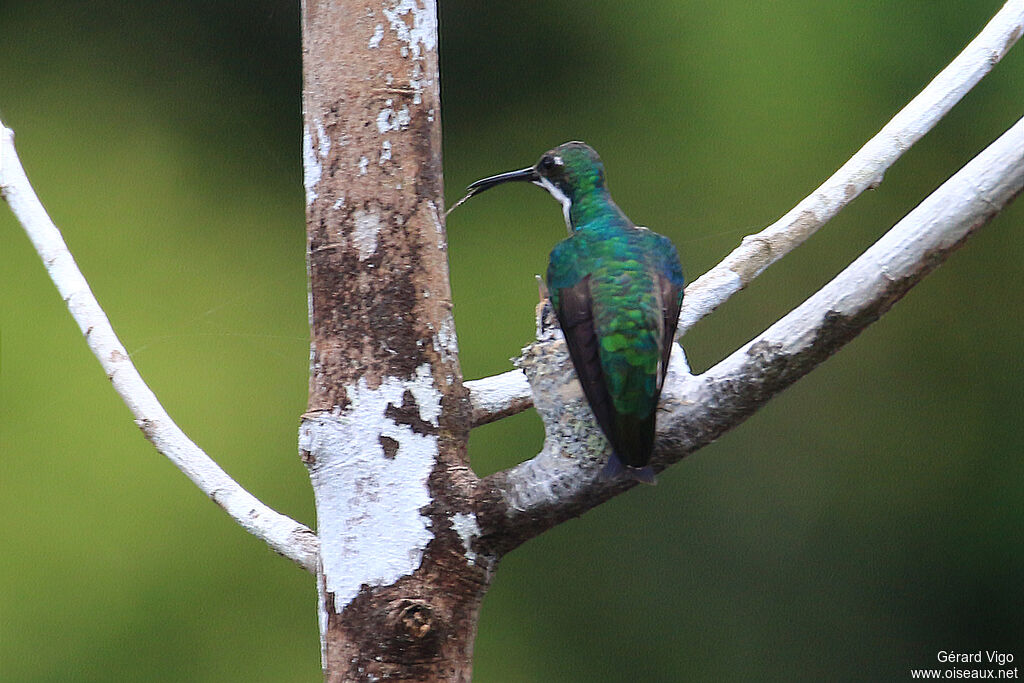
483 116 1024 542
466 0 1024 426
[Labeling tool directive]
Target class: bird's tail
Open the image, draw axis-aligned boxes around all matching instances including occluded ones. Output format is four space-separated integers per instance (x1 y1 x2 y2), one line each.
600 453 656 485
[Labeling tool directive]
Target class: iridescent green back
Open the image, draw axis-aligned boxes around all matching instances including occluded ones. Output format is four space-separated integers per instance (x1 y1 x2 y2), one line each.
547 186 684 468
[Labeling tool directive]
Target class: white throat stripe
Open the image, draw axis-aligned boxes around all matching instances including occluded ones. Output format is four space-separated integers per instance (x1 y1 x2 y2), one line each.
536 177 573 232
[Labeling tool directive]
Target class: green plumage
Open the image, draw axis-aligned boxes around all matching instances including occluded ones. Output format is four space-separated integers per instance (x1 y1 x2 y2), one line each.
458 141 685 481
547 189 684 473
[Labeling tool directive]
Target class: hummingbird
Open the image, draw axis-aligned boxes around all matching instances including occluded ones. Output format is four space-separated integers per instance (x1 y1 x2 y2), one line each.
453 142 685 483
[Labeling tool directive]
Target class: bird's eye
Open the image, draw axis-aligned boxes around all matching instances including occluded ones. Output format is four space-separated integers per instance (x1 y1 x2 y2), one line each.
539 154 563 173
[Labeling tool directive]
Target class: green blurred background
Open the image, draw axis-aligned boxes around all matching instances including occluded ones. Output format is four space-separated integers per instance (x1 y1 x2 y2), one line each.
2 1 1021 680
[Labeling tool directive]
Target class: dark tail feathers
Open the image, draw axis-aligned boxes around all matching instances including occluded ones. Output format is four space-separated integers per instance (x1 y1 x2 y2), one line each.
600 453 657 485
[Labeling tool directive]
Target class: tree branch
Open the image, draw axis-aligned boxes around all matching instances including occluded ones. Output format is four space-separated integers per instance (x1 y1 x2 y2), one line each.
0 123 320 575
481 116 1024 546
464 0 1024 426
464 362 533 427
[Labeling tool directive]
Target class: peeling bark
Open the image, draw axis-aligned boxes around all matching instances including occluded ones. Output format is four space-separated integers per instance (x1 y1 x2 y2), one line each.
299 1 486 680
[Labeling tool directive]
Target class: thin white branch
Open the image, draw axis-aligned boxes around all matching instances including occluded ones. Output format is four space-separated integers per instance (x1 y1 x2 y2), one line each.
490 116 1024 536
0 124 320 574
677 0 1024 335
464 0 1024 426
465 370 532 426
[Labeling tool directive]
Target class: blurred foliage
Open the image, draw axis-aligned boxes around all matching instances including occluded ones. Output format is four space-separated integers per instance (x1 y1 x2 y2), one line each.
1 0 1021 680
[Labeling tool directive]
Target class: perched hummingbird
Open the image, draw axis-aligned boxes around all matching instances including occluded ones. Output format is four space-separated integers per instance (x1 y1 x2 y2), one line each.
454 142 685 483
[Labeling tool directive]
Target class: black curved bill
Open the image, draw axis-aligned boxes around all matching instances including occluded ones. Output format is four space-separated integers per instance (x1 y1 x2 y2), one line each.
466 166 539 194
446 166 539 216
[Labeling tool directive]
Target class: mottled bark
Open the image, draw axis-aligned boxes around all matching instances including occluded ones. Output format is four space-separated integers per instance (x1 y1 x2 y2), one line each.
299 1 487 680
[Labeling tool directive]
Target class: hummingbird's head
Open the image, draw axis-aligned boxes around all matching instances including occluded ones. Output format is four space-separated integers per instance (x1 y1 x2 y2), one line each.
448 141 607 222
531 141 606 205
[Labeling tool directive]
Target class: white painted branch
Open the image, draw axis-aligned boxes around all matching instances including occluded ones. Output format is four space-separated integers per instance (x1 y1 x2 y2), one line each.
0 123 320 574
491 116 1024 534
464 0 1024 426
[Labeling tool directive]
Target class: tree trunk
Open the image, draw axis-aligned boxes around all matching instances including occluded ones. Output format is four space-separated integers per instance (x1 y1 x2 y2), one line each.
298 1 488 680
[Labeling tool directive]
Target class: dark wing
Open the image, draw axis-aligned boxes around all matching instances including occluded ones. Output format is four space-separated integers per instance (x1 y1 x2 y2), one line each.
555 276 617 443
656 273 684 391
